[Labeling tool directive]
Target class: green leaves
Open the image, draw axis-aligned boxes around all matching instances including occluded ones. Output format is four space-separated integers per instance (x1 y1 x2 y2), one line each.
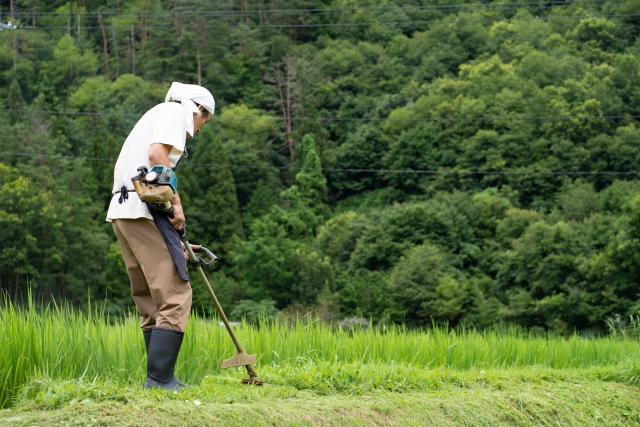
388 243 467 326
0 164 67 292
40 35 97 94
6 0 640 333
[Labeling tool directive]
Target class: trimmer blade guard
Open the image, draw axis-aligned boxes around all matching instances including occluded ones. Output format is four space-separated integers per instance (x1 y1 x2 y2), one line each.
220 352 257 369
241 378 264 386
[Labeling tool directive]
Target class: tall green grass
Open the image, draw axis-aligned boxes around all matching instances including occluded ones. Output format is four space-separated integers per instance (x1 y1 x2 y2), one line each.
2 296 640 408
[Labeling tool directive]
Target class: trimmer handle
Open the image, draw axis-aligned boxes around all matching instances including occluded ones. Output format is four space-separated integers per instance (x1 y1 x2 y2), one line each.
194 246 218 266
178 224 218 267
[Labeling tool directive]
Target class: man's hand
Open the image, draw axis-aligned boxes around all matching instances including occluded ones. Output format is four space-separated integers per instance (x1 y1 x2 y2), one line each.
168 200 185 230
180 241 202 260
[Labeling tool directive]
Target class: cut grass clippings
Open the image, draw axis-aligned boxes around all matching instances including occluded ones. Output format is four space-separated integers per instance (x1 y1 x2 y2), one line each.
2 368 640 426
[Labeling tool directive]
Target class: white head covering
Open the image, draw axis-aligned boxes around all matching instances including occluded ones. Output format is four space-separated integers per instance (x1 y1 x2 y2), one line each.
165 82 216 137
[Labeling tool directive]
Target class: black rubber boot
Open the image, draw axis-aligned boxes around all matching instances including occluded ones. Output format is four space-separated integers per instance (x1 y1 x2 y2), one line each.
143 328 187 388
143 327 189 390
142 329 152 354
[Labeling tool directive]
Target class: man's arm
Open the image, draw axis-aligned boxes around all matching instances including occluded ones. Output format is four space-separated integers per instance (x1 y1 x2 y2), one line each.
149 143 185 230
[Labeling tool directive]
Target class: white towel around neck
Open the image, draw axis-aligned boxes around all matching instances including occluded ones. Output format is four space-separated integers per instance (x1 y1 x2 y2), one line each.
164 82 216 137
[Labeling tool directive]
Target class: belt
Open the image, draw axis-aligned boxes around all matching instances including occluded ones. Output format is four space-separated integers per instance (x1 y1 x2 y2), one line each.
114 185 135 203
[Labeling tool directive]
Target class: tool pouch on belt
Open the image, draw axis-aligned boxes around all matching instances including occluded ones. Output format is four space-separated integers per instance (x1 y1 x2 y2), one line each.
147 204 190 282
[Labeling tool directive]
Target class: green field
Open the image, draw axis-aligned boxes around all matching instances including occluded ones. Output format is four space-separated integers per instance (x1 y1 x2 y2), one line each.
2 301 640 425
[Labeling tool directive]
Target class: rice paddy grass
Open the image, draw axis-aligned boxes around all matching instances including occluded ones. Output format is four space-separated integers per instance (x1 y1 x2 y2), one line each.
3 298 640 405
2 297 640 425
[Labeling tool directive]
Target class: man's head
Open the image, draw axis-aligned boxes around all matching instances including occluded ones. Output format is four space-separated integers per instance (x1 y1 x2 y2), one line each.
165 82 215 137
193 104 211 135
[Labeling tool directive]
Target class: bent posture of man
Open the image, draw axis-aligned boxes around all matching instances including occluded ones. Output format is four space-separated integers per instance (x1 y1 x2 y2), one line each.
106 82 214 390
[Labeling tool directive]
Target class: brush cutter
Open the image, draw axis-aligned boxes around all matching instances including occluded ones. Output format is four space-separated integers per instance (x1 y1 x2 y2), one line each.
178 225 264 386
132 166 178 216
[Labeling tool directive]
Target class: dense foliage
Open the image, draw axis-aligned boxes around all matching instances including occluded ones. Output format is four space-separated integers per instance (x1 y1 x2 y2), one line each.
2 0 640 333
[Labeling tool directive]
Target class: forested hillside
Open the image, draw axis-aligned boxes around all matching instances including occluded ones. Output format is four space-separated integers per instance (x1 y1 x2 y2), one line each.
2 0 640 333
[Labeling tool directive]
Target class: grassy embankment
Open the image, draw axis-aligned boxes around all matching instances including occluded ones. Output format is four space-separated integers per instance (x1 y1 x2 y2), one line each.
2 299 640 425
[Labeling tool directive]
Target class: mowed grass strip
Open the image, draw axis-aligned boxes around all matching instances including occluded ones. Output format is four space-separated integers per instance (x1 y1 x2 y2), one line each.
2 370 640 426
3 297 640 408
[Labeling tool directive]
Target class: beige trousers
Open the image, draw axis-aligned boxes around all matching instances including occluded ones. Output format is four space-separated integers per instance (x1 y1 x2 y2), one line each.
112 219 192 332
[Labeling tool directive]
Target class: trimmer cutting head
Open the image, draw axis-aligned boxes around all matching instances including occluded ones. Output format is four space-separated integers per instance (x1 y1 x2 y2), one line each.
220 352 264 386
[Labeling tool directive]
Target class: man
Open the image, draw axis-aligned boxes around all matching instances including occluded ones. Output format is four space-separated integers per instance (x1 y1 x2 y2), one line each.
106 82 215 390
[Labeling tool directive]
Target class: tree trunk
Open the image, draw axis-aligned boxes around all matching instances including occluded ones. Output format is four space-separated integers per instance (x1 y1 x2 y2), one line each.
174 0 181 39
197 49 202 86
141 0 149 46
131 25 136 76
276 66 295 165
261 0 269 28
112 27 120 78
286 69 293 163
10 0 15 70
140 17 146 45
174 0 185 75
230 0 236 26
98 12 109 78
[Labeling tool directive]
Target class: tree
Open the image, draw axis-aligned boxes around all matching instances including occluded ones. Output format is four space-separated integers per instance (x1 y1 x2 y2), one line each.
289 134 329 219
0 164 66 303
181 127 244 260
387 243 467 326
278 133 330 236
332 124 388 195
40 35 98 95
6 80 25 124
266 54 326 165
